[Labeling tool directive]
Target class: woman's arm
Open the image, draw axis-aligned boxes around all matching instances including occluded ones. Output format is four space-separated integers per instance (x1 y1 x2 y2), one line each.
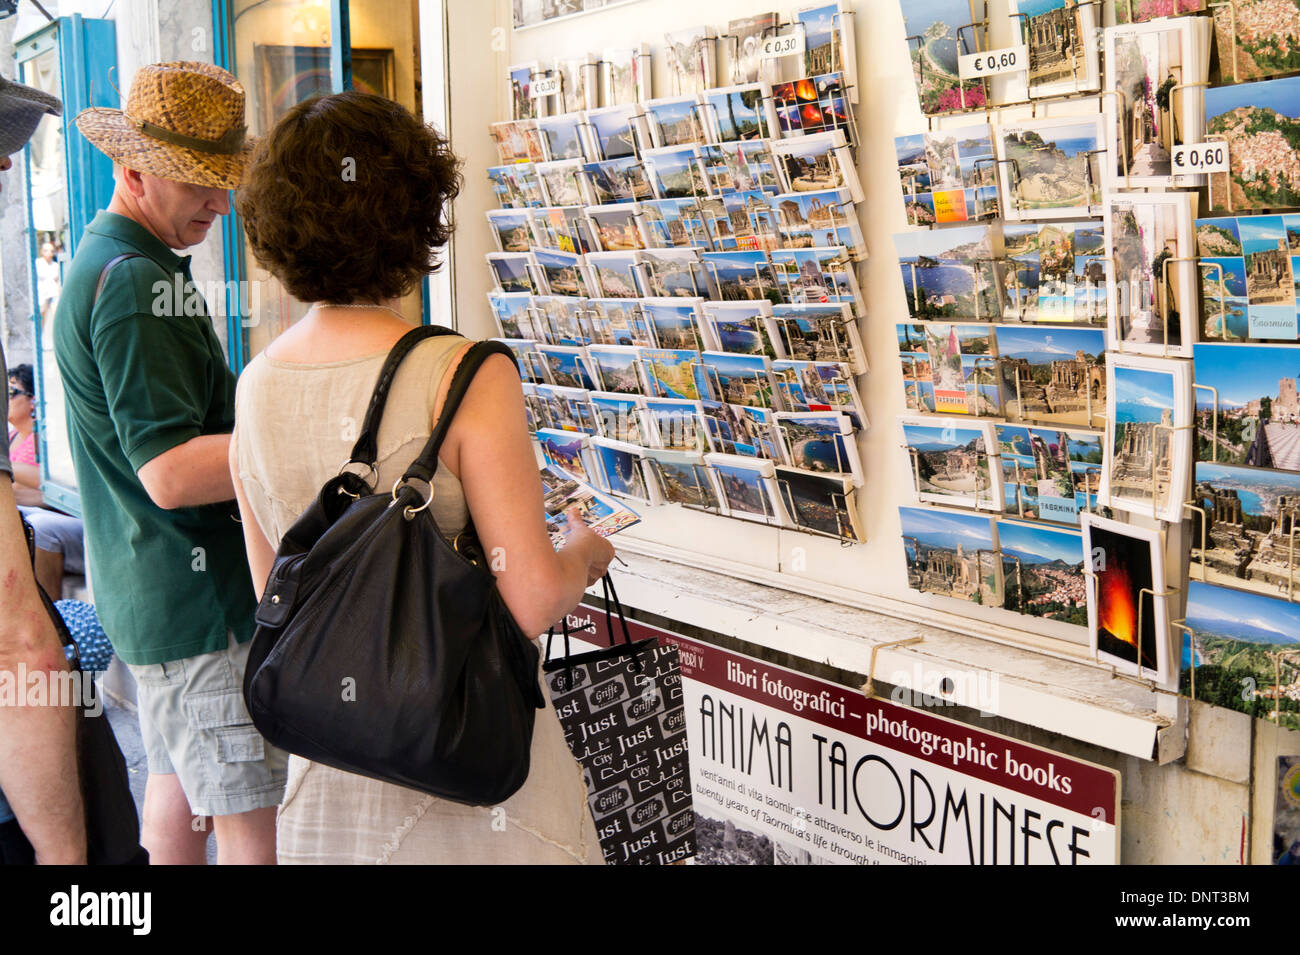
229 430 276 602
441 352 613 637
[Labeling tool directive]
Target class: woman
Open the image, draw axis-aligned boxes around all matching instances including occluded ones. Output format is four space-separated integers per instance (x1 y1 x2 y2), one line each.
232 91 613 864
6 364 38 502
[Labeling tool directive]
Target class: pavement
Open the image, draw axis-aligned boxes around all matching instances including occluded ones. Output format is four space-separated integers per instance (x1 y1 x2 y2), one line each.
103 687 217 864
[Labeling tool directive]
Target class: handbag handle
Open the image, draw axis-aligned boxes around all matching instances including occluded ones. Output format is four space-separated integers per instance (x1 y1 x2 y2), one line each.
345 324 459 468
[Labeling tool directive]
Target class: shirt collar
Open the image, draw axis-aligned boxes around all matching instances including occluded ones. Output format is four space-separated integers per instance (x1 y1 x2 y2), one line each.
87 211 192 275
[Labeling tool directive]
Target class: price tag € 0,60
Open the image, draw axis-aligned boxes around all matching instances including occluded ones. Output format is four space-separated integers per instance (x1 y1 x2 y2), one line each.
1172 142 1229 175
957 46 1025 80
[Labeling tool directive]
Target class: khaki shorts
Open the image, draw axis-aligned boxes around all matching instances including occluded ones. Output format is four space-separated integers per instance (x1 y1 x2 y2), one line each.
126 633 287 817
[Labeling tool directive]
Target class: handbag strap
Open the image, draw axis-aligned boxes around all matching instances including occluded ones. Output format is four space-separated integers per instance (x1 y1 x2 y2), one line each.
345 324 459 468
400 339 519 485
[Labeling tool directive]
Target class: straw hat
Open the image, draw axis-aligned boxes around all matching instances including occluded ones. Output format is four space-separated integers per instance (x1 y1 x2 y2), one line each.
0 73 62 157
76 61 253 190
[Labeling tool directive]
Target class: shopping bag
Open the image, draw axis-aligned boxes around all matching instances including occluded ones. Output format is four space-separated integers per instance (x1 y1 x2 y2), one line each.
543 575 695 865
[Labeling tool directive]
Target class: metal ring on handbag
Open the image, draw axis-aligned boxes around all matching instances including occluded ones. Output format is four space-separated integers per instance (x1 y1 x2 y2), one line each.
337 460 378 498
391 476 433 519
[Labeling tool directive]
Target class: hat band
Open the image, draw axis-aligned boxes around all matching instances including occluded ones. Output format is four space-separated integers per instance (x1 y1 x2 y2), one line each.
125 112 246 156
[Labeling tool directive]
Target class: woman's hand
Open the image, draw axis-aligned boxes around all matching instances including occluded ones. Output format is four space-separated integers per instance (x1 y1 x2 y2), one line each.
565 506 615 585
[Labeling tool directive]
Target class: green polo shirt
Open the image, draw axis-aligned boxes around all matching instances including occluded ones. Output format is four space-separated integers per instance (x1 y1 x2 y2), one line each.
53 211 255 665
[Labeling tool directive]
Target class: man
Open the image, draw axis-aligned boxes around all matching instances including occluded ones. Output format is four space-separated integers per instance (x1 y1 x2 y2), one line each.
0 73 84 864
55 62 284 865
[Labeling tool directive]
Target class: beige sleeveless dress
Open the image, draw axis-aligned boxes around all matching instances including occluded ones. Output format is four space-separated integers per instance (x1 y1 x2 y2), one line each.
233 334 602 864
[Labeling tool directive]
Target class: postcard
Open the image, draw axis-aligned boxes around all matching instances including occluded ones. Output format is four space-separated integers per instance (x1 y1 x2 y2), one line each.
535 159 589 207
781 468 862 540
642 144 709 200
1191 460 1300 598
490 119 546 164
1181 580 1300 731
535 114 588 162
494 338 544 383
1100 353 1193 523
531 247 590 297
997 519 1088 627
587 298 655 347
798 1 858 100
1015 0 1100 98
773 130 863 204
588 437 654 504
771 72 854 144
700 301 777 359
582 157 655 205
715 140 782 193
540 463 640 550
701 250 781 303
815 361 869 430
585 103 645 161
770 303 865 373
700 351 777 408
530 295 589 346
1195 214 1300 342
1206 75 1300 211
779 411 863 486
639 347 709 401
710 190 781 252
640 197 712 249
995 116 1106 221
894 224 998 321
726 12 780 85
1104 192 1197 356
998 220 1107 324
769 246 861 311
899 415 999 510
1193 343 1300 471
1103 17 1211 188
531 205 594 255
645 95 707 149
486 252 537 294
1114 0 1204 25
639 297 707 351
705 452 784 524
769 186 866 259
1081 513 1171 683
603 44 651 106
585 251 643 298
642 397 706 451
772 358 831 412
664 25 717 97
645 447 722 510
998 423 1103 524
533 384 599 435
923 323 997 417
589 392 644 445
995 324 1107 427
585 344 645 395
702 84 777 142
554 55 598 114
488 163 545 209
700 401 784 460
537 428 592 482
1211 0 1300 83
894 125 998 226
899 505 1001 602
488 291 542 341
585 203 646 252
902 0 987 114
535 343 597 391
639 248 715 298
509 62 542 122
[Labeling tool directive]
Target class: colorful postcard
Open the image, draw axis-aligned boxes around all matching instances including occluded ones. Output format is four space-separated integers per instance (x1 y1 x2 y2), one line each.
894 224 998 321
486 252 536 294
1211 0 1300 83
639 248 714 298
536 158 588 207
924 323 998 417
899 505 1002 603
490 119 546 164
588 298 655 347
642 144 709 200
590 392 644 444
509 62 541 122
539 463 640 550
531 205 594 255
780 468 862 540
705 453 783 524
998 424 1103 523
702 84 776 142
639 347 709 401
997 519 1088 626
1115 0 1204 25
532 247 589 297
778 411 862 485
494 338 544 383
640 197 712 249
1181 581 1300 731
701 250 781 303
645 95 707 148
639 297 707 351
700 351 776 408
586 251 643 298
772 130 864 203
1206 75 1300 211
645 447 722 510
1017 0 1100 97
583 157 655 205
1081 513 1171 683
586 103 645 160
902 0 987 114
1191 461 1300 599
998 220 1107 324
535 114 588 162
773 358 831 412
537 428 592 481
702 402 784 460
588 437 654 503
714 140 782 193
1101 353 1193 523
586 344 645 395
488 291 542 341
995 116 1106 221
531 295 591 346
488 162 545 209
771 72 854 143
995 325 1107 428
535 344 598 391
1196 214 1300 342
769 186 864 258
642 397 706 451
770 303 865 373
797 2 857 100
1104 192 1197 356
894 125 998 226
700 301 777 358
769 246 860 310
899 416 999 510
585 203 646 252
1192 343 1300 471
533 384 599 435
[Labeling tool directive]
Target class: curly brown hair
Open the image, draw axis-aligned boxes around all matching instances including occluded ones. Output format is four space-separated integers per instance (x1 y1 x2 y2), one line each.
235 90 462 304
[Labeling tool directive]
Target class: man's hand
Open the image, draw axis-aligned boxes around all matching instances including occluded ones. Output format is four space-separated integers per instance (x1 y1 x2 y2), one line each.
137 433 235 509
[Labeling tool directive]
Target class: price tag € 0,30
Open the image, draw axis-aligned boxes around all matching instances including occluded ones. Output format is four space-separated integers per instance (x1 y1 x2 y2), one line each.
761 32 806 59
1172 142 1229 175
957 46 1025 80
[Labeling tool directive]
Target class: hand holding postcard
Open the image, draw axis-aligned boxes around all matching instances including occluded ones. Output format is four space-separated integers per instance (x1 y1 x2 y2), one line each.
540 463 641 551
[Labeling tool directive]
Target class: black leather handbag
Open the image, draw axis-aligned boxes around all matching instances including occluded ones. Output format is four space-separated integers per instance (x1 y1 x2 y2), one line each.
242 326 545 806
11 521 147 865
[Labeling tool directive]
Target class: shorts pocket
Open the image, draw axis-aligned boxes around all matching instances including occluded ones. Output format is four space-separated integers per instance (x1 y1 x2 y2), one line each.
129 660 179 688
215 725 265 764
187 688 282 804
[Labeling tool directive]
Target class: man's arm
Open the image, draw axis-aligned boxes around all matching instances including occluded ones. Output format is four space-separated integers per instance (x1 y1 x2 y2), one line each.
137 433 235 510
0 476 85 864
